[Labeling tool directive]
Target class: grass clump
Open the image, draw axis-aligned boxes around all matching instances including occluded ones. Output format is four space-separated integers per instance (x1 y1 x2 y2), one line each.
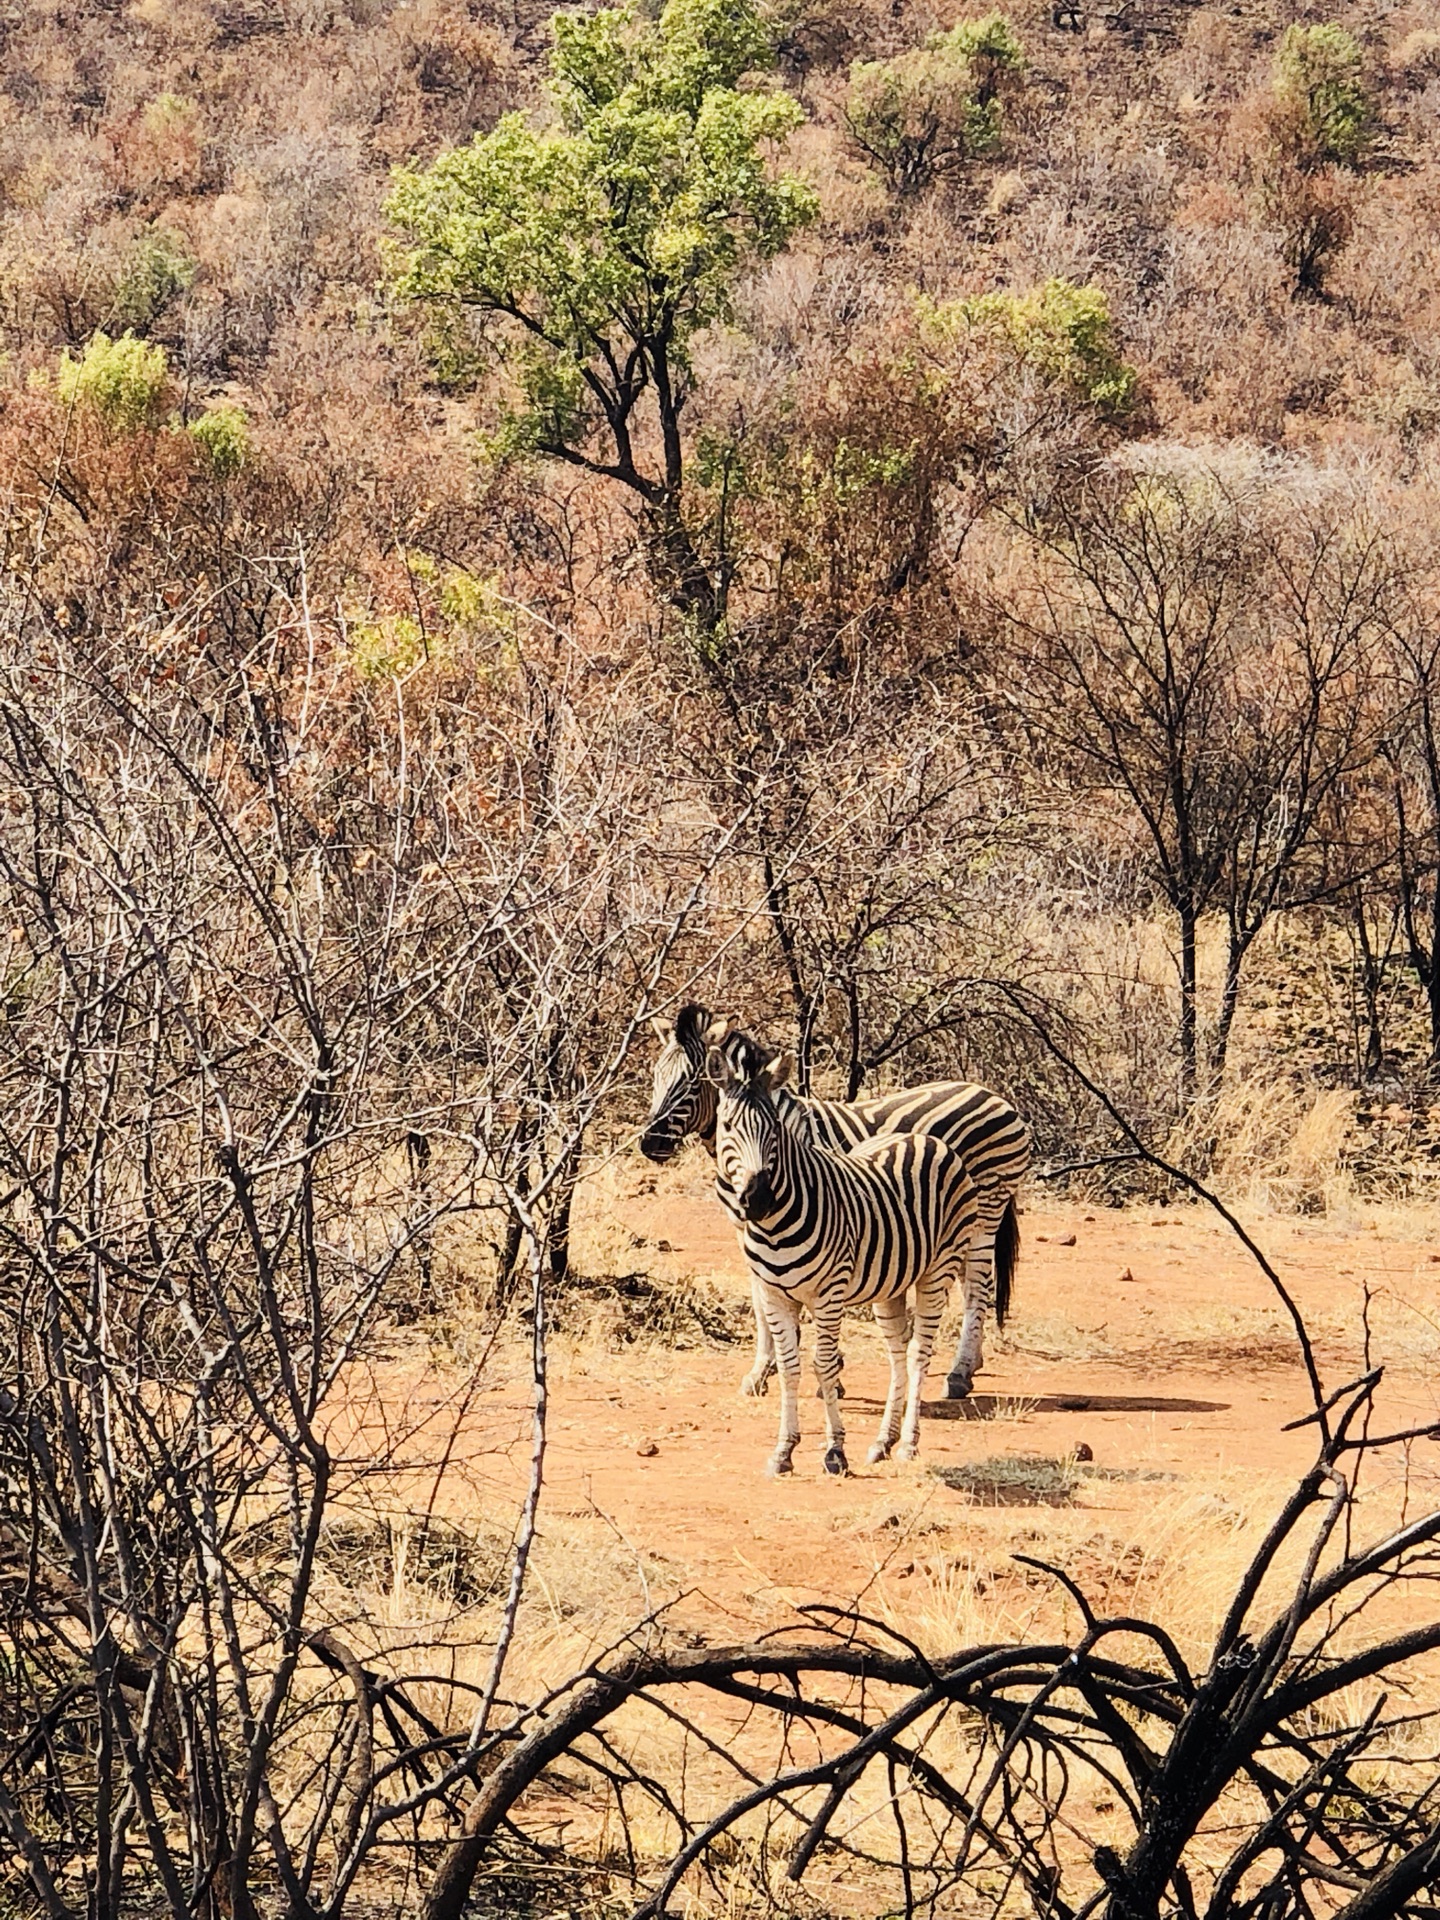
932 1452 1087 1505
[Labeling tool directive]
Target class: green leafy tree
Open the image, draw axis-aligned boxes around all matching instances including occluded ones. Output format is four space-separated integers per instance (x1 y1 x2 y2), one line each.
386 0 818 633
846 15 1024 199
1272 23 1372 168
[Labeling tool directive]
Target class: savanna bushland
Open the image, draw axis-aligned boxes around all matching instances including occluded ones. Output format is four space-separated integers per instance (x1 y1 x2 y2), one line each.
2 0 1440 1915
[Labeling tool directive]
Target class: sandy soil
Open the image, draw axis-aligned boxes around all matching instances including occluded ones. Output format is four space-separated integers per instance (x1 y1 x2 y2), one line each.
410 1156 1440 1650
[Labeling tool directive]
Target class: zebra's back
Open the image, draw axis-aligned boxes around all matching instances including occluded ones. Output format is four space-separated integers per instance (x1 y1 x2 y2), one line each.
805 1081 1028 1214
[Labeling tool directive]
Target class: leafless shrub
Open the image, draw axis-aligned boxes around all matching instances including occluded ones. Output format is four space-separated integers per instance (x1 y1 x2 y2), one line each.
0 567 725 1919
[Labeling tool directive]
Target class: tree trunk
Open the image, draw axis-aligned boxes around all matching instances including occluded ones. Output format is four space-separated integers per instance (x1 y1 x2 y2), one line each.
844 975 863 1101
761 850 816 1093
1178 898 1199 1107
1349 894 1386 1080
643 504 719 635
1209 927 1246 1085
545 1137 582 1287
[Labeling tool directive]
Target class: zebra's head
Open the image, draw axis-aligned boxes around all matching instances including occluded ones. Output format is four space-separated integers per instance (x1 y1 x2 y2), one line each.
640 1004 731 1162
711 1030 792 1224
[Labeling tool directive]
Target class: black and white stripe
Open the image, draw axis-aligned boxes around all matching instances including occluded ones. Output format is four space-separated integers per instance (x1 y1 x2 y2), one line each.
642 1004 1029 1397
711 1033 979 1476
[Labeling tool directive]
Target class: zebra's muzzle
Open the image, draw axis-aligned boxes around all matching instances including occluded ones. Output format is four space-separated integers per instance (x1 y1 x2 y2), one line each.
738 1173 774 1221
639 1125 680 1163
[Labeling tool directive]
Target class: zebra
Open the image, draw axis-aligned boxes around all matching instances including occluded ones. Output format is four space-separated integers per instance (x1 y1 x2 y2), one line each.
640 1004 1028 1398
710 1029 979 1476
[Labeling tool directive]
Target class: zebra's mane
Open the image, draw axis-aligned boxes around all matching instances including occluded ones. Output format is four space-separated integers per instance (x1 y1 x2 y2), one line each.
714 1030 819 1138
672 1002 718 1061
716 1029 775 1085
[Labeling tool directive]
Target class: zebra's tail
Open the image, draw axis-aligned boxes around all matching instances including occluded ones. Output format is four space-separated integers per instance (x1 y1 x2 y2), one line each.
992 1198 1019 1328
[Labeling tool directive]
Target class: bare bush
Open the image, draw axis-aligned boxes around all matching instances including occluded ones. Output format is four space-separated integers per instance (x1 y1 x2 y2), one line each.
0 576 721 1917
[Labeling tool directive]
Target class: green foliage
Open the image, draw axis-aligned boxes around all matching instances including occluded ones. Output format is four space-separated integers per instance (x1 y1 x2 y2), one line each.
113 228 196 332
142 91 199 140
385 0 818 482
927 278 1136 412
846 14 1024 197
189 403 250 477
57 330 168 433
1272 23 1372 167
349 613 429 680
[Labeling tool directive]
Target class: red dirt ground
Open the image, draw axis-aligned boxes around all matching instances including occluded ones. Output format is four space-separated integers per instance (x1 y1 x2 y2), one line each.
415 1160 1440 1639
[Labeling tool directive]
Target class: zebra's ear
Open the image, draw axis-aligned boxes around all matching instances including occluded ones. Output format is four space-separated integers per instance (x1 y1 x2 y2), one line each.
703 1013 735 1047
761 1051 792 1092
649 1015 671 1043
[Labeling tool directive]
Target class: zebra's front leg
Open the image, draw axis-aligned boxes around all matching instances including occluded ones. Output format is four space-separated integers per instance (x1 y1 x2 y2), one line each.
944 1238 995 1399
898 1272 953 1461
867 1296 911 1464
741 1276 776 1397
758 1284 802 1476
812 1303 848 1475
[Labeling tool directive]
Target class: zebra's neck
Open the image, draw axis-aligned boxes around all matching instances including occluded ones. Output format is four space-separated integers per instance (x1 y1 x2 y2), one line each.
756 1093 841 1228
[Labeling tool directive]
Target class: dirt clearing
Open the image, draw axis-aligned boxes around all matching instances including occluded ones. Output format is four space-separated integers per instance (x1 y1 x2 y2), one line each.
413 1156 1440 1676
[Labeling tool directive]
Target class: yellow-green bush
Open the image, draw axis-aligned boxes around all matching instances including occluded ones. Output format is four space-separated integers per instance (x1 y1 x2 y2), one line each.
846 15 1024 197
188 403 250 477
57 331 168 433
926 279 1137 412
1272 23 1372 167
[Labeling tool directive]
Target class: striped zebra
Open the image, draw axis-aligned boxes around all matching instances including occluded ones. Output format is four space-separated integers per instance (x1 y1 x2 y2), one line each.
641 1004 1029 1398
710 1030 979 1476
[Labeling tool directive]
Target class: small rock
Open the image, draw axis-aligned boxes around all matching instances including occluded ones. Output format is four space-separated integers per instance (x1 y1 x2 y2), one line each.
1117 1267 1136 1283
1055 1232 1077 1247
656 1239 674 1252
1036 1233 1049 1243
636 1439 659 1458
893 1561 915 1579
1084 1214 1097 1222
1075 1441 1095 1462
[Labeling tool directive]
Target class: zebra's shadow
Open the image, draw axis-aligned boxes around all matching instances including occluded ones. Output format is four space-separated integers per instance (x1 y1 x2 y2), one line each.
842 1391 1230 1420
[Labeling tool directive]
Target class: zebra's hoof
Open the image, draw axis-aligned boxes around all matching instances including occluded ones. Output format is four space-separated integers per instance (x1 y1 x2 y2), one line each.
896 1441 918 1463
943 1374 974 1400
742 1374 770 1398
867 1441 893 1465
766 1455 794 1477
822 1447 849 1476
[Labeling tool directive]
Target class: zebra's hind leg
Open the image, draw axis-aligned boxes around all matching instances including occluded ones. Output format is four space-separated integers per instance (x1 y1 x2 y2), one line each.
944 1236 995 1399
897 1272 952 1461
812 1305 848 1475
867 1297 911 1464
758 1284 803 1476
741 1277 776 1397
